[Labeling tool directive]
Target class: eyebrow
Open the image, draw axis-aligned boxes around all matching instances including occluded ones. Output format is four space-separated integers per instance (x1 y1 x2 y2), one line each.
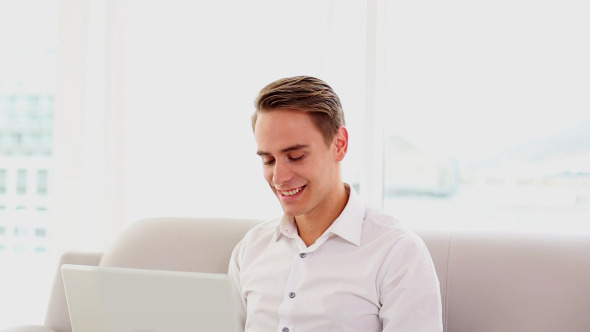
257 144 309 156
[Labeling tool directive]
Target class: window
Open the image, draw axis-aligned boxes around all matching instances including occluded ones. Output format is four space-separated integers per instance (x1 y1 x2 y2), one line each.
34 228 47 238
36 169 48 195
380 0 590 233
16 169 27 195
0 0 60 328
0 169 6 194
121 1 366 222
14 227 27 237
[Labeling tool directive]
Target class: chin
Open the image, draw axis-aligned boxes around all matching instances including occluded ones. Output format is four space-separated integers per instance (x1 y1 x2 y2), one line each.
279 205 304 218
280 207 297 217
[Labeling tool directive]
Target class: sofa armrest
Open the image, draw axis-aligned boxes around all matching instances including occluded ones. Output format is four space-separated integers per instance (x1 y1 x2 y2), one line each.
0 324 59 332
44 251 103 332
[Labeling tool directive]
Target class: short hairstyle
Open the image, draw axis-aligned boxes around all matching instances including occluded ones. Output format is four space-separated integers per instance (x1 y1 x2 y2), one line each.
252 76 345 145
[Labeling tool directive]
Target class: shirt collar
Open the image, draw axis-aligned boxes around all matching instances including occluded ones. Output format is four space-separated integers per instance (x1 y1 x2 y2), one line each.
276 214 298 240
274 183 365 247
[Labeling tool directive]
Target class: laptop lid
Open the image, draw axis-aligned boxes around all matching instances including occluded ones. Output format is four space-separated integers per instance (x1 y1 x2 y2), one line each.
61 264 239 332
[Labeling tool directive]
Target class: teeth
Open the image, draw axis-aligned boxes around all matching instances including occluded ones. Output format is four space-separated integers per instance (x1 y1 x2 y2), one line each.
280 186 303 196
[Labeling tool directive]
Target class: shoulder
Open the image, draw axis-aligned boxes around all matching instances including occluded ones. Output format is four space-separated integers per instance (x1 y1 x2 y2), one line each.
362 209 438 286
242 218 279 241
232 218 279 255
361 208 429 255
363 208 420 239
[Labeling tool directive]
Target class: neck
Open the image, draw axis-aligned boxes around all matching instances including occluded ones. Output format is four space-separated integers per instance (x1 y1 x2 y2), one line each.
295 183 349 247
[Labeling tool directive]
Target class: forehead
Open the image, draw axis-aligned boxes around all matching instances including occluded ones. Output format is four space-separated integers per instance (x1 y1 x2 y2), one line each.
254 109 324 153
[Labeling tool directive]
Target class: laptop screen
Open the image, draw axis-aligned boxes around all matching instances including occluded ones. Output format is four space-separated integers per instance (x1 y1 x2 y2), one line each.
62 264 239 332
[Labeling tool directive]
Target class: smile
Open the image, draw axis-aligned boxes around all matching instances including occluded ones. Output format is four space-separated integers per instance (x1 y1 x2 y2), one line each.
279 185 305 196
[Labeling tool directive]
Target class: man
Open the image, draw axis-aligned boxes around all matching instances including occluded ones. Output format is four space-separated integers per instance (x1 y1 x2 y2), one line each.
229 76 442 331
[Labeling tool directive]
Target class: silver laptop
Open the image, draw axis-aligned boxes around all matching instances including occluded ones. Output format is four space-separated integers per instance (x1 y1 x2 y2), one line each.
61 264 239 332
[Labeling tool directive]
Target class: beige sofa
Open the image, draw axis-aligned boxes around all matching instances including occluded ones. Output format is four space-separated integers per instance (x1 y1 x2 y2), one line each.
3 217 590 332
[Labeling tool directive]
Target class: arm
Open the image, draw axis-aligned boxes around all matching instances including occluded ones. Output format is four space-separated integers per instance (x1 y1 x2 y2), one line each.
379 235 443 332
228 240 247 332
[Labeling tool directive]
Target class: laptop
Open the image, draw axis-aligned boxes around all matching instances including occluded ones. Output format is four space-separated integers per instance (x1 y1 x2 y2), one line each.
61 264 239 332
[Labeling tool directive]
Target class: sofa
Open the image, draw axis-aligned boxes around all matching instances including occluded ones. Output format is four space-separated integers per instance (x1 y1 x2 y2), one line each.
2 217 590 332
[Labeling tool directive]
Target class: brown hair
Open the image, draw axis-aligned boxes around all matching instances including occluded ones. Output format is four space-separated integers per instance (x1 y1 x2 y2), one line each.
252 76 345 144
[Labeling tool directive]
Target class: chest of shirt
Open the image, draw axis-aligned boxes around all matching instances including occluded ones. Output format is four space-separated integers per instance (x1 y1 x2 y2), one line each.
239 234 394 330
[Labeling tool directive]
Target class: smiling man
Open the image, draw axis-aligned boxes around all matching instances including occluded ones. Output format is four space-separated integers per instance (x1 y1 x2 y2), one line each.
229 76 443 332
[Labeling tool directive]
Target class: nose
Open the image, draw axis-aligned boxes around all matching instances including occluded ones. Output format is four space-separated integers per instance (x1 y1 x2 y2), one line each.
272 160 293 187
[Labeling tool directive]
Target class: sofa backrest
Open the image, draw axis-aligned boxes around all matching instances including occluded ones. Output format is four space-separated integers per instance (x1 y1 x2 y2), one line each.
435 231 590 332
99 217 261 273
47 217 590 332
97 218 590 331
45 218 260 332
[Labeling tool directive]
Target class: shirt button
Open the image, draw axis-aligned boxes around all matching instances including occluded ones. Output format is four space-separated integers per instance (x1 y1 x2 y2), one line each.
289 292 296 298
282 328 289 332
300 253 306 258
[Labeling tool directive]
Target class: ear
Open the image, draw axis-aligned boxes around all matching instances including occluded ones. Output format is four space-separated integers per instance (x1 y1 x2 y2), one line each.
333 127 348 161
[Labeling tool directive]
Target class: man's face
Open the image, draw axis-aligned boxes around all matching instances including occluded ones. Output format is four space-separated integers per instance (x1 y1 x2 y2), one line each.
254 109 346 219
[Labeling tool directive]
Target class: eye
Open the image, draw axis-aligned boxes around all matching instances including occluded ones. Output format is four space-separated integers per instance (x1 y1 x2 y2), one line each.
288 153 305 162
262 157 275 166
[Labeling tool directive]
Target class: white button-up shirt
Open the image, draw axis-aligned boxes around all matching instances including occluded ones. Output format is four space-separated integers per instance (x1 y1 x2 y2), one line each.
229 186 442 331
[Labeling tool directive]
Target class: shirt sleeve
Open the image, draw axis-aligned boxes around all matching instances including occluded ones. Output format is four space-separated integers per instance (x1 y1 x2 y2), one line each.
228 239 247 332
378 234 443 332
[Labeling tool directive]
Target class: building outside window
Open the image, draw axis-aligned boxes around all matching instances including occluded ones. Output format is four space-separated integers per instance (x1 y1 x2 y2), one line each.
0 0 60 327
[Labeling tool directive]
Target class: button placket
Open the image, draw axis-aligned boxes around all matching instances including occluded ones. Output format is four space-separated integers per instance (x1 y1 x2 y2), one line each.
277 250 306 331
